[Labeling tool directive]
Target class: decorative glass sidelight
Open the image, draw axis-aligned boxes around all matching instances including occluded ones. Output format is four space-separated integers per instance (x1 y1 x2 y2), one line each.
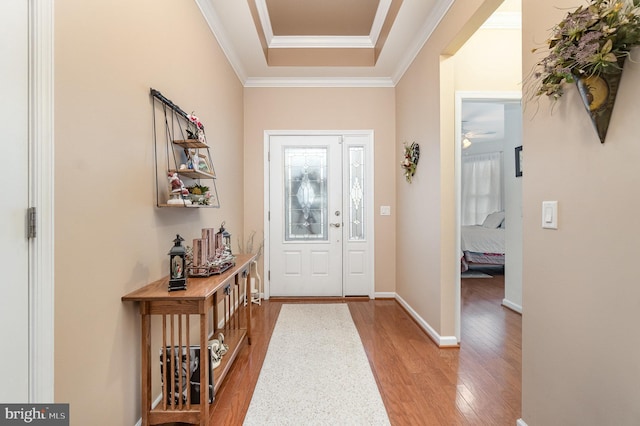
348 146 365 240
284 147 328 241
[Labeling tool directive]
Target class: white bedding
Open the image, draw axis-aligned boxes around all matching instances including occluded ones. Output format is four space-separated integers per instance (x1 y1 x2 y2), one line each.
460 225 505 254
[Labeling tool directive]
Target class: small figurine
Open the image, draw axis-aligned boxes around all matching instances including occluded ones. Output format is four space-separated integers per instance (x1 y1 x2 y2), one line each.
167 172 191 205
169 172 182 192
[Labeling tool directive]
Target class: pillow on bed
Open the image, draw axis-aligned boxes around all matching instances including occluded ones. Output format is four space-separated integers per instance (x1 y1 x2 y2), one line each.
482 211 505 228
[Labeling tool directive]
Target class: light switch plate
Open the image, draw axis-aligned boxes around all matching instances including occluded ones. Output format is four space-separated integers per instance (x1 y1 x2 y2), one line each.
542 201 558 229
380 206 391 216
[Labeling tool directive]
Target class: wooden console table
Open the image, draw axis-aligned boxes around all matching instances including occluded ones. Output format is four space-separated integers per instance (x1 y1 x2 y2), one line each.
122 253 256 426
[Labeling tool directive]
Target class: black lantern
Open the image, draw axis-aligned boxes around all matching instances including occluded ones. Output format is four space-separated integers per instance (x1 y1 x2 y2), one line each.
216 222 232 254
222 224 232 254
168 234 187 291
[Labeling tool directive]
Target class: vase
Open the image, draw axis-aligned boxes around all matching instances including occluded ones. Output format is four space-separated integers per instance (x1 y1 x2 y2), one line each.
575 64 624 143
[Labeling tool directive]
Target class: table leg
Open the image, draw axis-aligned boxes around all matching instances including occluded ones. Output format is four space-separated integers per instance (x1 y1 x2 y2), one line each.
246 268 252 345
200 311 209 426
141 306 151 426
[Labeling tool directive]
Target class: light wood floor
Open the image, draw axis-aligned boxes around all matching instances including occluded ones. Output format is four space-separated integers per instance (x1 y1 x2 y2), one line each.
207 273 521 425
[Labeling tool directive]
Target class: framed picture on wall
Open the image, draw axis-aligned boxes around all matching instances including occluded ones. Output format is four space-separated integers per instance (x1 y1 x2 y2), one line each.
515 146 523 177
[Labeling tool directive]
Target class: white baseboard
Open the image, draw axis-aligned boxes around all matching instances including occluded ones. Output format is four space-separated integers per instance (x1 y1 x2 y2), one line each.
374 292 396 299
395 294 459 347
502 298 523 314
134 393 163 426
516 419 528 426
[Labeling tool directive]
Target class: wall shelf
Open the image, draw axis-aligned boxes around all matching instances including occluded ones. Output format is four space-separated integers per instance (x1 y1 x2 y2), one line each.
151 88 220 208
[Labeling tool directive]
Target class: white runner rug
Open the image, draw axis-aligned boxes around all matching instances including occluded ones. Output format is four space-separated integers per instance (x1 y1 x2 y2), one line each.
243 304 390 425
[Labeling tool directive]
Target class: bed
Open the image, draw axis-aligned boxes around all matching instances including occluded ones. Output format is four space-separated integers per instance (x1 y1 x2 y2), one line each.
460 211 505 272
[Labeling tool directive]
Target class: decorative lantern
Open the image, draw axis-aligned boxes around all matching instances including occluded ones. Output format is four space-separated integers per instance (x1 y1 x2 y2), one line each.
222 226 232 254
168 234 187 291
216 222 232 254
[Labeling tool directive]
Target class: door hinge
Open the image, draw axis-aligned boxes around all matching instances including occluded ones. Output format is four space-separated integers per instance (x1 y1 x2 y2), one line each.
28 207 37 239
268 270 270 281
268 211 270 221
268 151 270 161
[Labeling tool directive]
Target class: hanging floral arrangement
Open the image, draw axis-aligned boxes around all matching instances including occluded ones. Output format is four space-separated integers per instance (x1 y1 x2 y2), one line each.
531 0 640 142
401 142 420 183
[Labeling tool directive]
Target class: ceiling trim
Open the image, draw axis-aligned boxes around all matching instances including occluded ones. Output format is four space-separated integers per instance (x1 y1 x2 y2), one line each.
195 0 247 83
370 0 393 45
391 0 454 84
269 35 375 49
244 77 396 88
255 0 392 49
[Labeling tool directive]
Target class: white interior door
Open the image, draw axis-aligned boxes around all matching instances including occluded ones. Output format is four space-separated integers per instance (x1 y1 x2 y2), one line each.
269 135 344 296
0 0 30 402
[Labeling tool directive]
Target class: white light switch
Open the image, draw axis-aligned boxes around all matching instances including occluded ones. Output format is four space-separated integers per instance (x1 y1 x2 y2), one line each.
380 206 391 216
542 201 558 229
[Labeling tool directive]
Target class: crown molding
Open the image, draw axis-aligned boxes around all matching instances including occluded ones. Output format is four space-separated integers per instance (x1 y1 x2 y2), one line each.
269 35 375 49
195 0 247 83
244 77 395 88
255 0 392 49
391 0 454 85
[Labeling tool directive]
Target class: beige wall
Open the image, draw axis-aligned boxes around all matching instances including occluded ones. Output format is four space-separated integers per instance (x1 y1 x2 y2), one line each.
243 87 396 293
522 1 640 424
54 0 243 423
455 27 522 91
395 0 503 338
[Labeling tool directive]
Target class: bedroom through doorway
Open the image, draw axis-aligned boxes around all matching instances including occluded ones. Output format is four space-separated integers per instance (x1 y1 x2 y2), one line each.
455 93 523 333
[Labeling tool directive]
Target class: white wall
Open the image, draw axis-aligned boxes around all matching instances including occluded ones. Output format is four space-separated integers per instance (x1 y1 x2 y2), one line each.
503 102 523 312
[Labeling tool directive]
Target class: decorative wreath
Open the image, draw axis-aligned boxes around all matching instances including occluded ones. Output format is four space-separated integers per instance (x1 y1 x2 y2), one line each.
401 142 420 183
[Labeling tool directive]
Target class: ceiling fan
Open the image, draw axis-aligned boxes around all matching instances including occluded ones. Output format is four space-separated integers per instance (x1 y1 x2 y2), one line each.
461 123 497 149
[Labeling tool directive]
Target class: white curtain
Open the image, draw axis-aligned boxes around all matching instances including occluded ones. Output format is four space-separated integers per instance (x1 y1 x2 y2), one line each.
461 152 503 226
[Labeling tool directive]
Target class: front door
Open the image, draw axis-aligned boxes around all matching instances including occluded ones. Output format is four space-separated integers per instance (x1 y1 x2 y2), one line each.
269 135 343 296
268 132 375 298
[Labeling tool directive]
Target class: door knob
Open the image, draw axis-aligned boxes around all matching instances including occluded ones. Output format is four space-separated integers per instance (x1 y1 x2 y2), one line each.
330 223 341 228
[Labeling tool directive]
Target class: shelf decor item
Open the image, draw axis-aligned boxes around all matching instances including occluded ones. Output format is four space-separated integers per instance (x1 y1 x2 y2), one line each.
401 142 420 183
168 234 188 291
186 112 205 143
187 183 211 205
531 0 640 143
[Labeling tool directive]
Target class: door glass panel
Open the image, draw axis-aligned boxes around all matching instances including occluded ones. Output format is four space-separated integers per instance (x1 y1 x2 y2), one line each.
349 146 365 240
284 146 328 241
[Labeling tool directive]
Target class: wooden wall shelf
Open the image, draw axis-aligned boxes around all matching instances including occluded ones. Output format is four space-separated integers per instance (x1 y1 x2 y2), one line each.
151 89 220 208
173 139 210 149
168 169 215 180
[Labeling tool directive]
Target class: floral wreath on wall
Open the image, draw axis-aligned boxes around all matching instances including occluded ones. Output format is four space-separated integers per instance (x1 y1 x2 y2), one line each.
401 142 420 183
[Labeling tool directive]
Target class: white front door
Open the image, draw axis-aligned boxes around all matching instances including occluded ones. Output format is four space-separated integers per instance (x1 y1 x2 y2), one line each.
268 132 375 298
0 0 30 402
269 135 343 296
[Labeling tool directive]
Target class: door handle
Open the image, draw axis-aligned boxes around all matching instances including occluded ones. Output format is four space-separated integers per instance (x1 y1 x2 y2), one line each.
330 223 341 228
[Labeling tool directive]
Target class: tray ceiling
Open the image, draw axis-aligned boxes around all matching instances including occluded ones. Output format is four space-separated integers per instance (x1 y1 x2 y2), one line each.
194 0 520 87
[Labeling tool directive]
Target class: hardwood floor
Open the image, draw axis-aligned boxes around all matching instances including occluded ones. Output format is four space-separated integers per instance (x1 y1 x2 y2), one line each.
206 274 521 425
